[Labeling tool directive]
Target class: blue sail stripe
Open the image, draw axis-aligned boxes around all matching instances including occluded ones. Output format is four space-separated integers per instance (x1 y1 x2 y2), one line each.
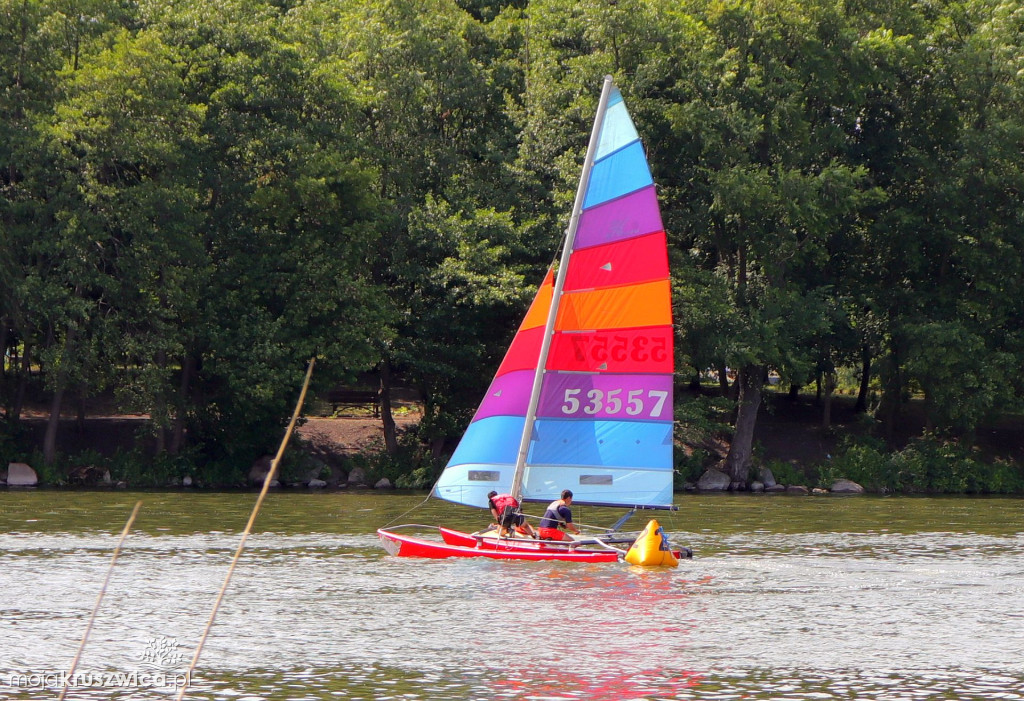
444 415 524 468
583 142 653 209
527 418 672 469
591 137 641 167
521 465 674 508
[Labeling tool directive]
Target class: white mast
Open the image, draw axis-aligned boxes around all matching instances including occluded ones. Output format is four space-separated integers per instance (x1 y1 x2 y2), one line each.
509 75 616 502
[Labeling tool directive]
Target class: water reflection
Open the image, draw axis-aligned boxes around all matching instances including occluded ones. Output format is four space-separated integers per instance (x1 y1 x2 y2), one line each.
1 491 1023 700
491 668 703 701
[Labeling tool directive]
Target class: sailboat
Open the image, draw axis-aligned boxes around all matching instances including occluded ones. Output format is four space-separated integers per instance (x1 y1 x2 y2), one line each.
378 76 690 565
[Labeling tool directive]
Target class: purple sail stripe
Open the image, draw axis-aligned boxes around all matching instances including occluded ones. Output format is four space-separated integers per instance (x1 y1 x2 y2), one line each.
537 372 673 422
472 369 534 421
575 186 663 251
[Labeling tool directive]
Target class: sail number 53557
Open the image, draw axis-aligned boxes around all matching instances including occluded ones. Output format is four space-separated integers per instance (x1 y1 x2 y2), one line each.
561 388 669 419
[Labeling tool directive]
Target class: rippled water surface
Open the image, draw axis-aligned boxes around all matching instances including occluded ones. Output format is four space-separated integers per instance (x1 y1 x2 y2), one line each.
1 491 1022 699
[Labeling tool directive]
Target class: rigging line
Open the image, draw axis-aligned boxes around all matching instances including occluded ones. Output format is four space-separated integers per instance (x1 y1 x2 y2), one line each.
381 454 454 529
175 357 315 701
380 490 436 529
58 500 142 701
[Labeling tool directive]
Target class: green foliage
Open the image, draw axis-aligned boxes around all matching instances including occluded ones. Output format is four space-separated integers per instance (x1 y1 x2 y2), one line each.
112 446 203 487
675 393 732 447
673 448 708 488
0 421 22 469
1 0 1022 488
673 394 732 487
194 459 246 489
764 459 808 488
822 435 1024 494
817 437 895 491
339 429 446 490
27 449 64 486
274 448 331 486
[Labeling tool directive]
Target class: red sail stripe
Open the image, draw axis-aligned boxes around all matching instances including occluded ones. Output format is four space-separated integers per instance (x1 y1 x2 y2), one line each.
563 231 668 292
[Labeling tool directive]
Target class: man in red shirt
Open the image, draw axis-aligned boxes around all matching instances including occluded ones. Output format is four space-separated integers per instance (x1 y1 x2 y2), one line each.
487 491 537 538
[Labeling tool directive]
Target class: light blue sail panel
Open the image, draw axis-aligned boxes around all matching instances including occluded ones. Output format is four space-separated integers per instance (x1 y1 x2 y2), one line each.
527 417 672 469
521 416 674 507
583 141 654 209
521 466 674 508
595 90 639 160
434 415 527 507
607 87 623 108
434 464 513 508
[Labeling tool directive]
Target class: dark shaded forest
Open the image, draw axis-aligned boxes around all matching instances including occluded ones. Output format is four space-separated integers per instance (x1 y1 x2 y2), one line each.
2 0 1022 490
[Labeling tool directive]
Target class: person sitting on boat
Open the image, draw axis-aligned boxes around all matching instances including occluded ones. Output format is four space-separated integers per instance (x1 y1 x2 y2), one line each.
487 491 537 538
537 490 582 541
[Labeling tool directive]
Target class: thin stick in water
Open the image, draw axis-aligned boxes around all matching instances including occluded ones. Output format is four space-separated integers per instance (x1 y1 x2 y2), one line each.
58 500 143 701
175 357 315 700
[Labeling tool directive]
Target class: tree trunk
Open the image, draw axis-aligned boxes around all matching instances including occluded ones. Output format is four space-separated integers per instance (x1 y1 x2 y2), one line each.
788 383 800 401
170 354 194 455
0 316 8 414
430 436 445 460
822 372 836 429
43 383 67 466
44 328 76 465
923 388 935 434
0 314 8 379
13 343 30 421
877 346 902 446
717 361 729 397
854 345 871 413
154 420 166 455
154 350 167 454
380 359 398 455
76 383 87 433
723 363 764 484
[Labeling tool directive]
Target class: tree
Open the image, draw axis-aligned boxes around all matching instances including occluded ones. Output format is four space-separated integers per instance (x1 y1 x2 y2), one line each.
666 0 884 482
854 0 1024 441
37 28 204 463
151 0 383 465
300 0 526 454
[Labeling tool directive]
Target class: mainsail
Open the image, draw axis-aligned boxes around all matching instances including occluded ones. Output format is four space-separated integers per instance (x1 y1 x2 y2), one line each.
434 77 674 509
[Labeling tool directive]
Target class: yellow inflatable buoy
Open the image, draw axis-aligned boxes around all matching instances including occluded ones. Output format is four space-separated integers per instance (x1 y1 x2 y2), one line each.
624 519 679 567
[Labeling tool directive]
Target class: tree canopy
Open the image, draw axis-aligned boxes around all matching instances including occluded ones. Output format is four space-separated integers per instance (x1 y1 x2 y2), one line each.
1 0 1021 483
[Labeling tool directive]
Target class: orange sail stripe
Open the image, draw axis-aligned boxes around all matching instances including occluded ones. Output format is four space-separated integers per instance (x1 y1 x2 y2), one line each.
555 280 672 332
519 270 555 332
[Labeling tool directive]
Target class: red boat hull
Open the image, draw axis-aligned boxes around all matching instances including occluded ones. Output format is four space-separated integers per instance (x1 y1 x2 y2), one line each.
377 528 618 562
439 527 582 552
439 526 688 560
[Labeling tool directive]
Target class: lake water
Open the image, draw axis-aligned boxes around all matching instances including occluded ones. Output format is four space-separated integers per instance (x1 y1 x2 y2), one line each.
1 490 1022 700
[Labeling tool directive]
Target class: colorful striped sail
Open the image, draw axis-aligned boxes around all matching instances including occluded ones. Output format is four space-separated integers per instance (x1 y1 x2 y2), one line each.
434 79 674 510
